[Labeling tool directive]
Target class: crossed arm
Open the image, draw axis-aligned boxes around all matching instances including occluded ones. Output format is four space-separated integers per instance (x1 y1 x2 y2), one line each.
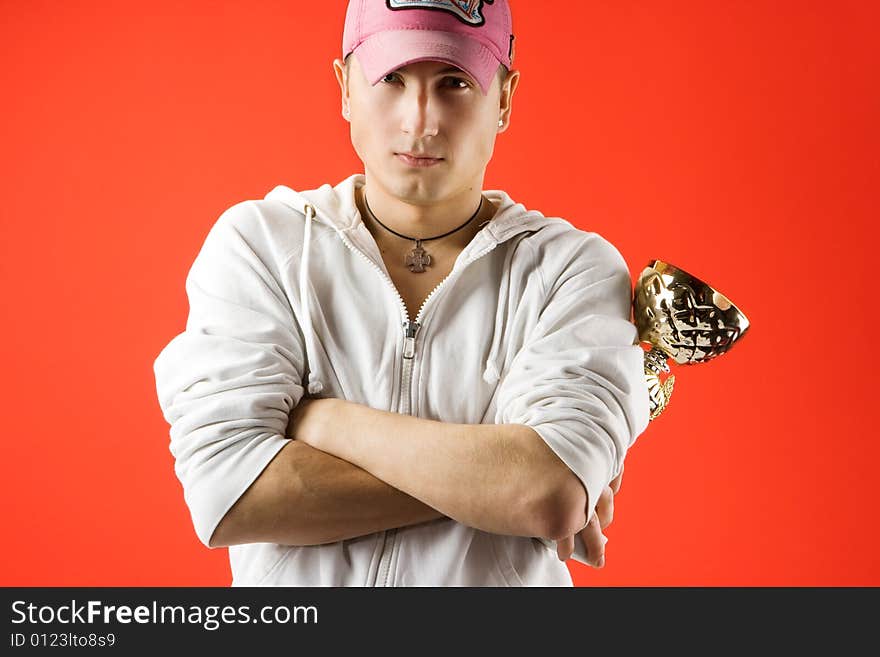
209 397 617 564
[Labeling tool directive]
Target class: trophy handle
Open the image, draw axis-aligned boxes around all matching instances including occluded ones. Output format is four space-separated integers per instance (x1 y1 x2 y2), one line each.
644 346 675 420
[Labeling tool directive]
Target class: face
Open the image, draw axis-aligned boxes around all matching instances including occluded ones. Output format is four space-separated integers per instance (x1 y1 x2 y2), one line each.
334 55 519 206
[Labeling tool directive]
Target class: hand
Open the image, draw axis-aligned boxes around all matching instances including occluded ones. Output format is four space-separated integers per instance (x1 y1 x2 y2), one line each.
555 463 624 567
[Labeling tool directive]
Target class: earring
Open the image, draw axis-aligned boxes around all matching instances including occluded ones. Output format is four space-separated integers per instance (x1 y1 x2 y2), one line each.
498 119 504 128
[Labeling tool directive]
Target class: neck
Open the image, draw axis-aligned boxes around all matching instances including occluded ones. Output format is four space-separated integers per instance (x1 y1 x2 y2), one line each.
357 178 490 251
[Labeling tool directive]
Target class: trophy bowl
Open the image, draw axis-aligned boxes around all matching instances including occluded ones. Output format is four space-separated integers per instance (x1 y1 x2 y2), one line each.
634 260 750 420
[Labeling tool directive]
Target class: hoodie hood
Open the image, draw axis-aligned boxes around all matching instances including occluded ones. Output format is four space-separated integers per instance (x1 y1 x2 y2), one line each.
264 174 565 394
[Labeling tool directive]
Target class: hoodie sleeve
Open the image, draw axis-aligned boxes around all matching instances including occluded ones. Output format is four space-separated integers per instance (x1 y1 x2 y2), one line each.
492 230 650 533
153 202 305 548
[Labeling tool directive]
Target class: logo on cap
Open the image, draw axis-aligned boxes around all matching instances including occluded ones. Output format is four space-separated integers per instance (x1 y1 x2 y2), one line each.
386 0 495 27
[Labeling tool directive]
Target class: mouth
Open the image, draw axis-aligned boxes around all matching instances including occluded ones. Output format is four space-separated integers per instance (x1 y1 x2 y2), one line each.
395 152 444 168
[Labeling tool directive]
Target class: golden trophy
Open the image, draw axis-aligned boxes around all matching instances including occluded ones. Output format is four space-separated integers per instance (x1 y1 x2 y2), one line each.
633 260 751 420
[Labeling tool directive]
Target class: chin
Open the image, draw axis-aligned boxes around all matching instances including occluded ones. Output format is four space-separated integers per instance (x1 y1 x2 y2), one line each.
382 174 449 205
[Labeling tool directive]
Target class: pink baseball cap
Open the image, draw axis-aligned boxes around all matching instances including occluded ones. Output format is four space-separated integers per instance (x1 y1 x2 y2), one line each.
342 0 514 95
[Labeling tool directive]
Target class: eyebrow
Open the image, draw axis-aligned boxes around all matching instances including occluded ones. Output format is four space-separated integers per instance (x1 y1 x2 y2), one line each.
395 64 470 77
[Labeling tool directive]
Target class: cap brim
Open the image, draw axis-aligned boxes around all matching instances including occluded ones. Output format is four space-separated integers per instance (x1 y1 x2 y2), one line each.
353 30 500 95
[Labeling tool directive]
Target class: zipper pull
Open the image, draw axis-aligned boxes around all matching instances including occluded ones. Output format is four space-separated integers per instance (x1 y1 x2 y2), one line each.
403 320 420 360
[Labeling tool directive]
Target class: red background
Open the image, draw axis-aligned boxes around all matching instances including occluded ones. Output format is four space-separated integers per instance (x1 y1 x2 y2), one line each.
2 1 877 586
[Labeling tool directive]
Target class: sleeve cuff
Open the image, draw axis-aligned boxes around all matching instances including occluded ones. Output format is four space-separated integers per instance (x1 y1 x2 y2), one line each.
183 432 291 547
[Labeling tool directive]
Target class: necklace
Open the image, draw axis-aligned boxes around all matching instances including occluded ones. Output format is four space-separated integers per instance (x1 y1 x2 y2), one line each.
362 193 484 273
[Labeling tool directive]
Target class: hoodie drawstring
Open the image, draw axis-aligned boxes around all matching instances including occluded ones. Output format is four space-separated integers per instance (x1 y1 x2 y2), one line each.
482 254 513 385
482 319 505 385
267 182 525 392
299 203 325 395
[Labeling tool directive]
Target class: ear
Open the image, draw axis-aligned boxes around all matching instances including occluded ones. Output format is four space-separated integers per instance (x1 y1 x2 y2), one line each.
333 58 351 121
497 69 520 133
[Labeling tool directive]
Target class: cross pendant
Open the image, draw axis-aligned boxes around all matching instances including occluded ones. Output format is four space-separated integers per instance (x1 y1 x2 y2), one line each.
404 240 432 273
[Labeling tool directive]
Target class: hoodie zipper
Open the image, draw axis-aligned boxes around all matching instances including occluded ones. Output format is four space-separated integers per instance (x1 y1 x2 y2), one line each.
375 317 422 586
330 232 410 587
333 226 497 586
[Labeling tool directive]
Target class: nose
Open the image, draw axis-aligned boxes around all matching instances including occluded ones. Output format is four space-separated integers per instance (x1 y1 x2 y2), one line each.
399 85 438 138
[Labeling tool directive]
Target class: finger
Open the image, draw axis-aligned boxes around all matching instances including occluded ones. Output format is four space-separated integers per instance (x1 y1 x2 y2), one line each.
556 534 574 562
578 514 607 568
609 462 624 495
596 485 615 530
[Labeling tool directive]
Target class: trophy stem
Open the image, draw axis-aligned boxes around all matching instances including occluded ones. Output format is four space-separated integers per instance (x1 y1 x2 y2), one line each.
644 346 675 421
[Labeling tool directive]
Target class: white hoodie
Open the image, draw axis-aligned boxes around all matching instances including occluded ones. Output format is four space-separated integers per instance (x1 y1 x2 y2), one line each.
153 173 650 586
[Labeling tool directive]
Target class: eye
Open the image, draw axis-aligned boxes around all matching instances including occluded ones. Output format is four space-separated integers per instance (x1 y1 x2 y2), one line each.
443 76 471 90
381 73 402 84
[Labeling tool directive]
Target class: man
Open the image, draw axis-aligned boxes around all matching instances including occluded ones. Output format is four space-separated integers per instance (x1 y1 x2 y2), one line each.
153 0 649 586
